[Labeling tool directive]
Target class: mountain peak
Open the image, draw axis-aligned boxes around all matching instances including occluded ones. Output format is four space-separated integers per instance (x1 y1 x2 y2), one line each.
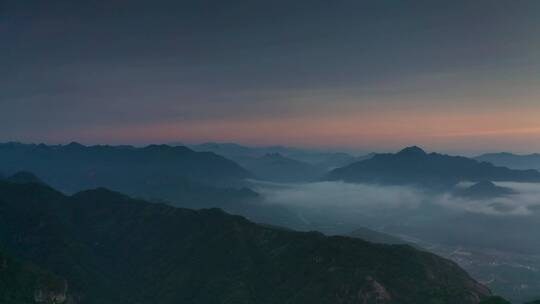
263 152 285 159
456 180 516 199
6 171 44 184
66 142 85 149
471 180 497 189
397 146 427 156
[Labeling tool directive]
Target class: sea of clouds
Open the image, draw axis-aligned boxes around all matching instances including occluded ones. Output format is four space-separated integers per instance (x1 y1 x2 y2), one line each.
245 180 540 252
252 180 540 217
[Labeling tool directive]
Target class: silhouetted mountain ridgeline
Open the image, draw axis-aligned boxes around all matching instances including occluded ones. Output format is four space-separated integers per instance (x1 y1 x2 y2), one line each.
326 146 540 188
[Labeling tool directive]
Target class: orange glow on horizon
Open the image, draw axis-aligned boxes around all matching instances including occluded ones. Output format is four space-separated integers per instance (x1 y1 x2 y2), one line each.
47 106 540 154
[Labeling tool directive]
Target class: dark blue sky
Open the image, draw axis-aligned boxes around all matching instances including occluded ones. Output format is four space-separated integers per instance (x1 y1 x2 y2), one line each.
2 1 540 153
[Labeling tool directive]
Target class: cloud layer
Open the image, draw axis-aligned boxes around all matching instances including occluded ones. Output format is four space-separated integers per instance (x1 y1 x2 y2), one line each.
254 181 540 217
248 180 540 254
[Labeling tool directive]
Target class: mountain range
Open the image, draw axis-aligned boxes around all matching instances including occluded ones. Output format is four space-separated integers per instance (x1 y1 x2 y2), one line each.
0 177 493 304
326 146 540 188
189 142 363 172
475 153 540 171
0 142 254 208
235 153 325 182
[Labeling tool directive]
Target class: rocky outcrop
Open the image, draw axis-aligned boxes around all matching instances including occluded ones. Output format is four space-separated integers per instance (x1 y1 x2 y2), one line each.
358 276 392 303
0 251 77 304
34 280 70 303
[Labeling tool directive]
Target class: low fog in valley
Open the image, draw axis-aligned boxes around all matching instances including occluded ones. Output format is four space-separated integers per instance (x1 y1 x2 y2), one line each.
244 180 540 302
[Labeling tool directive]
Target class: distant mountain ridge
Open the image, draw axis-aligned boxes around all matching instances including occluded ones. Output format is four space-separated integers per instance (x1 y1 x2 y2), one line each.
237 153 325 182
0 142 250 185
3 171 44 184
0 142 253 207
0 180 492 304
189 142 361 171
475 152 540 171
326 146 540 187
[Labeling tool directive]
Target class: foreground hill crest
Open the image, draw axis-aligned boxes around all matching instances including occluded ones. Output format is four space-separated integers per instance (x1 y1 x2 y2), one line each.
0 179 491 304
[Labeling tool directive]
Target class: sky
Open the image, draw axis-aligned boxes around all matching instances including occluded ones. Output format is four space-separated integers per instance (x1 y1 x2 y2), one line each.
2 0 540 154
